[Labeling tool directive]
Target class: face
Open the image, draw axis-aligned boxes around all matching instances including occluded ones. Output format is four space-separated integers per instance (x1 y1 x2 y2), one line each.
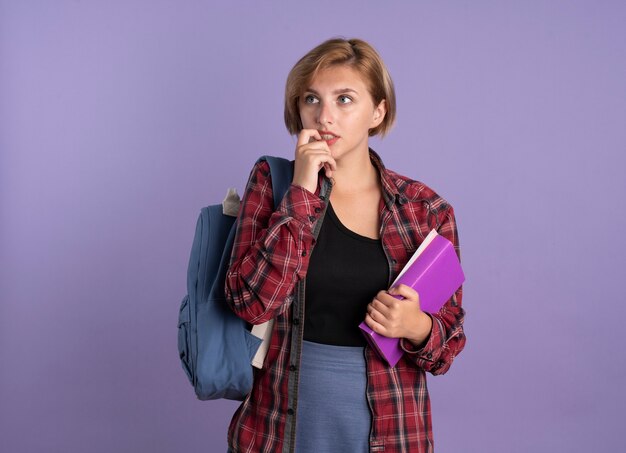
298 65 386 161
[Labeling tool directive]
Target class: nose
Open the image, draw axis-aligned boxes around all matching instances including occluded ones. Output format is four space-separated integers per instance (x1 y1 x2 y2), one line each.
316 101 334 126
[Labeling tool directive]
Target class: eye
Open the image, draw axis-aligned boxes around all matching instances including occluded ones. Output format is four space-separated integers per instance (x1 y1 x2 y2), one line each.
337 95 353 104
304 94 319 104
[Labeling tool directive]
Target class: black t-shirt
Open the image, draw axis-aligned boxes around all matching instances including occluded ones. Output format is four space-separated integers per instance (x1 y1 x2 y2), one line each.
304 202 390 346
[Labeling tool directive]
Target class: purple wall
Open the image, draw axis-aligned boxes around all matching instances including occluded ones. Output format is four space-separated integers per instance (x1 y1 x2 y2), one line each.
2 1 625 452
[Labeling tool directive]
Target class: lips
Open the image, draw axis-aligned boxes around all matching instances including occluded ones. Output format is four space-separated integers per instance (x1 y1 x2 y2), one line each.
319 131 339 146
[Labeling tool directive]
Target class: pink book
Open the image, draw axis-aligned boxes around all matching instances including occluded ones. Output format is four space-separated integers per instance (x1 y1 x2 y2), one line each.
359 229 465 367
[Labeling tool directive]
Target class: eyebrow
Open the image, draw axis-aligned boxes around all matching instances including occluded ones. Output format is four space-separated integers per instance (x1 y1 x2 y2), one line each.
305 88 359 95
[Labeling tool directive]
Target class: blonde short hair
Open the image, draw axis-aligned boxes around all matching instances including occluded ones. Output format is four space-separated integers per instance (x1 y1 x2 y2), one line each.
284 38 396 137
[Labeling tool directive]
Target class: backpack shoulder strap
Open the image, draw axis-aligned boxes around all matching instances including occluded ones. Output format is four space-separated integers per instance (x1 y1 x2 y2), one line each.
261 155 294 206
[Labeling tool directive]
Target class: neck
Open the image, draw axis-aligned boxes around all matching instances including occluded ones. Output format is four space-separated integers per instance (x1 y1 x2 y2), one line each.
331 147 379 193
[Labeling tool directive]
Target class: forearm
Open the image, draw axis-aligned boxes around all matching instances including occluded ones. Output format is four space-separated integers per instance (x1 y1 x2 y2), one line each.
226 163 325 323
402 205 466 374
401 288 466 375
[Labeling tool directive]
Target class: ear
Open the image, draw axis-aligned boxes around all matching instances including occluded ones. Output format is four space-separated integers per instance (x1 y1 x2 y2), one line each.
370 99 387 128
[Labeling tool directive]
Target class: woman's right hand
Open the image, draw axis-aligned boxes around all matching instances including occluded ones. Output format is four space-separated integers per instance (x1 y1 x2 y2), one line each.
292 129 337 194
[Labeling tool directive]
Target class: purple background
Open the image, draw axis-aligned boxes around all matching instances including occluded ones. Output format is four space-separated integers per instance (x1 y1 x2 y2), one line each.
1 1 625 452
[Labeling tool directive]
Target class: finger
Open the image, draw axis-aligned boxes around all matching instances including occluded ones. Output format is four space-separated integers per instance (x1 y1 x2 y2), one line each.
296 138 331 155
388 284 420 304
293 145 328 163
323 157 337 178
373 290 400 307
374 290 389 301
297 129 322 147
295 148 336 175
364 313 387 335
367 305 381 323
325 154 337 171
307 152 336 172
369 300 391 318
323 163 332 179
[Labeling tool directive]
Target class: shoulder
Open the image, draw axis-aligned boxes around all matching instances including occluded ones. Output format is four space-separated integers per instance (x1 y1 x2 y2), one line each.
246 157 293 186
242 158 278 198
247 159 271 181
383 167 453 214
241 156 295 210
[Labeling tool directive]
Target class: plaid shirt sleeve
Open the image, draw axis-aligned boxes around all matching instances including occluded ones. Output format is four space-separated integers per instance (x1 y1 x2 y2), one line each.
225 160 325 324
399 204 466 375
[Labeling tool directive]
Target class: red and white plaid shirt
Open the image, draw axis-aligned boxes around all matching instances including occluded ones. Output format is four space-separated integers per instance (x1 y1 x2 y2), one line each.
226 150 466 453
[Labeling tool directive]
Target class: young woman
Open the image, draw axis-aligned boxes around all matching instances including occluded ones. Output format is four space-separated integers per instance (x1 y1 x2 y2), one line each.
225 38 466 453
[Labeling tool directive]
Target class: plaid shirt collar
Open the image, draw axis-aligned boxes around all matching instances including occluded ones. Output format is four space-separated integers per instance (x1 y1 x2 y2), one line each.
369 148 405 210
